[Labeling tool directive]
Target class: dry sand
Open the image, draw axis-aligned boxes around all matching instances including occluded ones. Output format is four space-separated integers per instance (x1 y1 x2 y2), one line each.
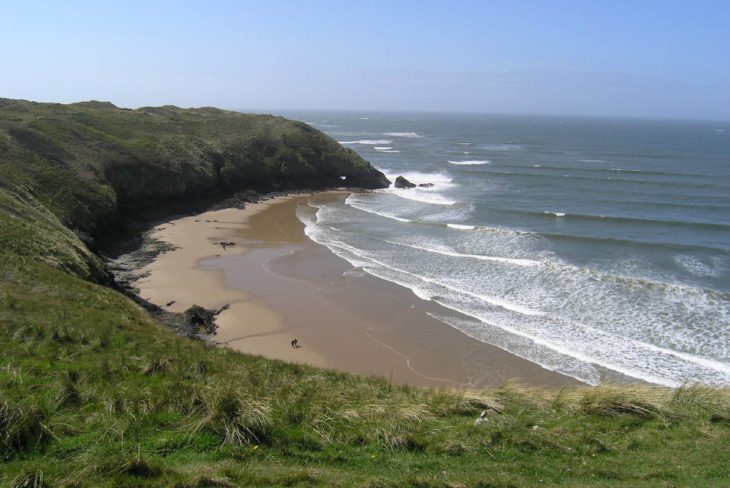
134 193 579 388
133 196 328 366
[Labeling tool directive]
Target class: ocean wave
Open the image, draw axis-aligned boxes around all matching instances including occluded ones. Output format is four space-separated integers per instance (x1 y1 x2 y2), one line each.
300 204 730 386
580 159 605 163
389 189 456 205
338 139 393 145
448 160 490 165
384 132 421 138
374 146 392 151
379 168 455 187
322 238 544 317
384 239 541 267
427 312 602 384
497 207 730 232
476 168 730 194
375 169 458 205
428 304 730 387
491 162 706 178
344 197 412 223
447 223 476 230
458 142 472 146
674 255 723 278
482 143 522 151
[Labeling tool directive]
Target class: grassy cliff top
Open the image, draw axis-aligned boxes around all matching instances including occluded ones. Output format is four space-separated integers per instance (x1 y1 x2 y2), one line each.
0 99 728 487
0 98 387 280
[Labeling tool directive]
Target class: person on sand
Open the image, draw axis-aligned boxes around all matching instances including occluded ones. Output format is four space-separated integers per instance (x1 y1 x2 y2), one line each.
291 338 299 348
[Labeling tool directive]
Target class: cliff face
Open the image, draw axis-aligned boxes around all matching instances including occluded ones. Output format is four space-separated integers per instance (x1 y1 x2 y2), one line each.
0 98 389 281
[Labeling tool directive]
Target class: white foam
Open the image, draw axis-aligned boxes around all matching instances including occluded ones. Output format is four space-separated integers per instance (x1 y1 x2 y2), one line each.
412 287 433 301
338 139 392 145
448 160 490 166
447 223 476 230
580 159 605 163
325 238 543 317
385 239 541 267
390 189 456 205
300 197 730 387
544 211 566 217
482 144 522 151
345 196 411 223
674 255 721 278
383 132 421 138
375 169 458 205
458 142 472 146
379 169 455 188
427 312 602 385
373 146 392 151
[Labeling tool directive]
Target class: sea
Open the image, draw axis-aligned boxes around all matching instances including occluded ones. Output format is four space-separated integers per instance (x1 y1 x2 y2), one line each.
284 111 730 387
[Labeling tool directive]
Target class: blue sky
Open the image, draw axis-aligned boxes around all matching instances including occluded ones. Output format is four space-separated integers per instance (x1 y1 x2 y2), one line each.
2 0 729 119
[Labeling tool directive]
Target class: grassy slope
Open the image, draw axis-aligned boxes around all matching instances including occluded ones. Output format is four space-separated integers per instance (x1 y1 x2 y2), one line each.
2 257 728 487
0 98 387 280
1 100 728 487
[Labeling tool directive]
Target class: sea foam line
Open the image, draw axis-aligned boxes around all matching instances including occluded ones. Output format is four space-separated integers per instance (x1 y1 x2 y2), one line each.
447 223 476 230
321 238 544 317
345 199 411 223
384 132 421 138
388 189 456 206
339 139 392 145
448 160 490 165
301 209 730 386
426 312 602 385
384 239 540 267
426 296 730 387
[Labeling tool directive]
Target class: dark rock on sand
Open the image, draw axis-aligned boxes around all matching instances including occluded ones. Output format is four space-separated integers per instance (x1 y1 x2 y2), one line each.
184 305 218 335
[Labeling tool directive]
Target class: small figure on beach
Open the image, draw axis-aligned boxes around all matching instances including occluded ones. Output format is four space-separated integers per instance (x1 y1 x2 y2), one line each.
219 241 235 250
291 338 299 348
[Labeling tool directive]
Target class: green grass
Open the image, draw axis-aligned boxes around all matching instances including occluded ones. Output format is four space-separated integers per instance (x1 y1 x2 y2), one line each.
1 99 728 486
1 257 728 487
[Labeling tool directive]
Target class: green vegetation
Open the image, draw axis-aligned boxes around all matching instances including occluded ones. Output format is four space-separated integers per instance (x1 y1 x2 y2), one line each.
0 98 387 280
1 99 728 486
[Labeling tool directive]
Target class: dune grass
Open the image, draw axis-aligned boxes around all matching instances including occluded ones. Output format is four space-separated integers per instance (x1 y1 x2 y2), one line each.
1 256 728 487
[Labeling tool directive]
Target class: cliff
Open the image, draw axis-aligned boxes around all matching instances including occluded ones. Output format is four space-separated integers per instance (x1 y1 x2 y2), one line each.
0 98 388 280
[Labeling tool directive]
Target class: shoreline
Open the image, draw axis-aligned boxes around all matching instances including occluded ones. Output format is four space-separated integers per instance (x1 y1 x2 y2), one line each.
133 192 580 388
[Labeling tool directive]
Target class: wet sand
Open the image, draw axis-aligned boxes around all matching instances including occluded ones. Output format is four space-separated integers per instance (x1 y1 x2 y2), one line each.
135 193 579 388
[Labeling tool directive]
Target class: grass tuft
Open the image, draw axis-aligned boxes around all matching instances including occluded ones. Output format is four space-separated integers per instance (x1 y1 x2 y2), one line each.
0 400 51 459
189 387 273 446
10 471 46 488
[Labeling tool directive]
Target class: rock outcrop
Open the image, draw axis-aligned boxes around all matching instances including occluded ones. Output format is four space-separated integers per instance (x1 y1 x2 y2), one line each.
394 176 417 189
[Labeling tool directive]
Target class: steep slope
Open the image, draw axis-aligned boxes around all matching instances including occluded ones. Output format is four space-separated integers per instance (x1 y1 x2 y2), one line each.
0 98 388 279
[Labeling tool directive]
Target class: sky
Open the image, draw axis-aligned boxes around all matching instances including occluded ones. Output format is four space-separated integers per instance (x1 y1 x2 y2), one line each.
1 0 729 120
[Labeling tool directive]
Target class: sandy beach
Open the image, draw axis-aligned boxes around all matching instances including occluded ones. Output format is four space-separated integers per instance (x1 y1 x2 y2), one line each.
134 193 578 388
